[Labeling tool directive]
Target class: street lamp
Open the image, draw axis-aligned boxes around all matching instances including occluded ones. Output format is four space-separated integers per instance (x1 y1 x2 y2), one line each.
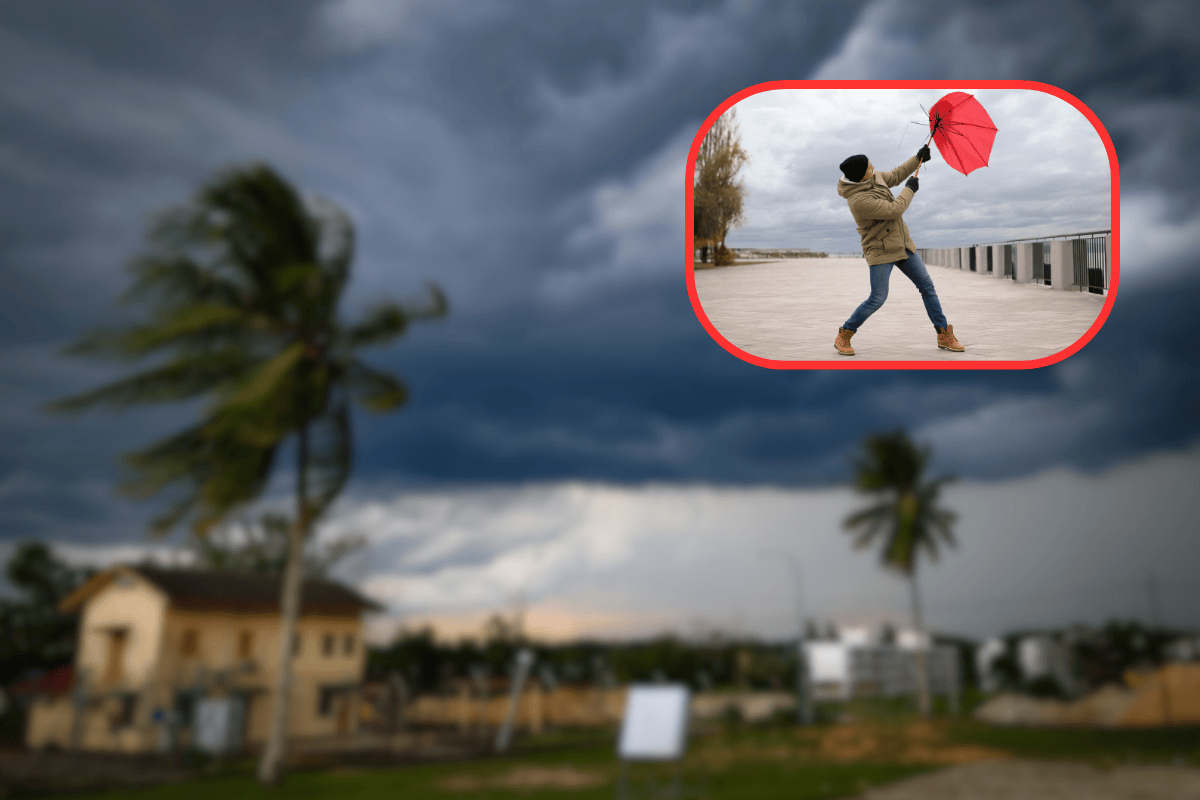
759 549 812 725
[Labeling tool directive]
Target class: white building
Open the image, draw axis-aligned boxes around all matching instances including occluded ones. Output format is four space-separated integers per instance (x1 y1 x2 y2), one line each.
804 624 959 703
975 638 1007 693
1166 635 1200 662
1018 634 1079 696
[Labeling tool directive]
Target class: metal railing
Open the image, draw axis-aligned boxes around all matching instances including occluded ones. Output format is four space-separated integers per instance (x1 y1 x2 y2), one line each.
918 230 1110 294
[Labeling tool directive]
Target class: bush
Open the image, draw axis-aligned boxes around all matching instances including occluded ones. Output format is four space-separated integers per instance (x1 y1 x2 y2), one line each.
713 246 735 266
719 704 743 730
1026 676 1068 699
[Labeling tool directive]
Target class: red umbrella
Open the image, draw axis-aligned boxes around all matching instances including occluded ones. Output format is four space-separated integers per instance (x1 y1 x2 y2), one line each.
916 92 998 177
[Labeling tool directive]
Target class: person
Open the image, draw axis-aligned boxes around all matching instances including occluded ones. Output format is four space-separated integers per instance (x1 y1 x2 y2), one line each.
833 146 964 356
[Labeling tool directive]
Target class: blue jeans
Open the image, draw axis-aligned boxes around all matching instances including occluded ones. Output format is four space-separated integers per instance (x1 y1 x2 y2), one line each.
843 249 948 332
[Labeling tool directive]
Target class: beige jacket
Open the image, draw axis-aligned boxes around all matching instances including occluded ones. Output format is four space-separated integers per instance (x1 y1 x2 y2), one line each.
837 155 921 265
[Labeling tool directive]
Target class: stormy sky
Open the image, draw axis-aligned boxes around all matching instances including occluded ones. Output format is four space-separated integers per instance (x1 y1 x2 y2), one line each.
2 0 1198 644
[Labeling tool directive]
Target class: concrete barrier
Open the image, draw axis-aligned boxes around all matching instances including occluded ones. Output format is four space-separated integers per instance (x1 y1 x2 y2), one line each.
989 245 1003 279
1049 240 1077 291
1015 243 1034 283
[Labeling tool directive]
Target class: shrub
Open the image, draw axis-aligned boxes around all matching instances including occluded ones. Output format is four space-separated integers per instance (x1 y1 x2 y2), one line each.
713 246 735 266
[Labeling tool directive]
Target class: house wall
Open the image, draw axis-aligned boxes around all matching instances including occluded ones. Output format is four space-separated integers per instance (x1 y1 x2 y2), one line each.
158 608 366 745
29 587 370 754
76 572 168 689
25 694 73 750
70 571 168 752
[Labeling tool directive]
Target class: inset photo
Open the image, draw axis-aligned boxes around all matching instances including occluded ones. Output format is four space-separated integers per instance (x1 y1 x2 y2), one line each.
687 82 1118 369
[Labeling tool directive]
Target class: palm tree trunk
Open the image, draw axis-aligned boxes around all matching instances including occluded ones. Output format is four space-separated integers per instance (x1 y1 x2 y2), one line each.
907 573 932 718
257 423 310 785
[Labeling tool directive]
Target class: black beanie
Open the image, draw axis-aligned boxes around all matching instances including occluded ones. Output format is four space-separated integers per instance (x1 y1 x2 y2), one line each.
840 154 868 182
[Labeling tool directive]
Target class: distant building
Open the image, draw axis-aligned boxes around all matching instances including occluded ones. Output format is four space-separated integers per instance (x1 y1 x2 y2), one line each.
1165 635 1200 663
975 638 1007 693
25 564 382 754
805 624 959 702
1018 634 1079 696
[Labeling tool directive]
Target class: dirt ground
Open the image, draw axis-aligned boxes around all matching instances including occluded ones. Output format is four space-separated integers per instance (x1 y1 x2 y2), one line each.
855 759 1200 799
440 765 604 790
694 719 1010 772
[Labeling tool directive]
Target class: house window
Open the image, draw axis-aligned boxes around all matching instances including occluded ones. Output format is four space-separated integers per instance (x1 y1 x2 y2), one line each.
174 691 195 726
317 685 340 716
343 634 355 657
104 629 128 684
322 633 335 657
111 692 137 729
238 630 253 659
180 629 198 657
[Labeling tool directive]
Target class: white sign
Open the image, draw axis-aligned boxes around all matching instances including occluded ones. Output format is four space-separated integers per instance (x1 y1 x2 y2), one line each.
807 642 848 683
617 684 690 761
194 697 232 754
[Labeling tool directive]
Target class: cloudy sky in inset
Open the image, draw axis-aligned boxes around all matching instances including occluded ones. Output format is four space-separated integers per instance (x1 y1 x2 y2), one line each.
2 0 1198 643
726 88 1112 251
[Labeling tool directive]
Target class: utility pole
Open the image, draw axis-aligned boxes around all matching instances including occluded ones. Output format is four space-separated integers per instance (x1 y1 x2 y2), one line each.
495 648 535 753
759 550 811 725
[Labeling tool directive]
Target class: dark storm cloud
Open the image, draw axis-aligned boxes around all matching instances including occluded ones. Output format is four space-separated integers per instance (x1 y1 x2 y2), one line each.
814 0 1200 211
346 271 1200 489
0 0 1198 557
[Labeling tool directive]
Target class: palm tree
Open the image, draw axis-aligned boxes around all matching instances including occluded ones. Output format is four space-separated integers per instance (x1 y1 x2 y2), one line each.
842 430 957 718
44 163 446 784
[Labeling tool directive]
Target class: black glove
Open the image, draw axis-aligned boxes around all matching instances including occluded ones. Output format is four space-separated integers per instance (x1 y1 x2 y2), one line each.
906 176 919 193
917 145 932 163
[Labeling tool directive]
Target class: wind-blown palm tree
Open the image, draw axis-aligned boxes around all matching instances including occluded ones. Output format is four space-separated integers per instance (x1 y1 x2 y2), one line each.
44 163 446 784
842 430 957 718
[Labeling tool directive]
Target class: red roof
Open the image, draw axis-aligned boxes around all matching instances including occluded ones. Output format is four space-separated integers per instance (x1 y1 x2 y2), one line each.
9 665 74 697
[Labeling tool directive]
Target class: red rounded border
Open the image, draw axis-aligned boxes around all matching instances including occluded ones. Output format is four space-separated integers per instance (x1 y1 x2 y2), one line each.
685 80 1120 370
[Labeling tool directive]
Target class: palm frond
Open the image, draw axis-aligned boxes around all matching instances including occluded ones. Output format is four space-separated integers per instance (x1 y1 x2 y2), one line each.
220 341 305 410
303 400 353 518
44 349 258 414
120 254 246 310
844 501 893 549
345 285 447 350
60 304 258 362
347 361 408 413
47 162 444 545
307 194 354 296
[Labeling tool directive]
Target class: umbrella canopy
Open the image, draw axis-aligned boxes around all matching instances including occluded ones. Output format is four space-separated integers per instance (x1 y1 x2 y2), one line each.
928 92 998 176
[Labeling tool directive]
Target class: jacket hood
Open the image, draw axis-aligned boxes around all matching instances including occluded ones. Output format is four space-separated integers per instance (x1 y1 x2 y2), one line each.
837 175 882 198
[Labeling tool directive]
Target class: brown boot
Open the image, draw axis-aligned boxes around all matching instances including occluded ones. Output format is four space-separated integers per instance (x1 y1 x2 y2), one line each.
834 327 856 356
937 324 965 352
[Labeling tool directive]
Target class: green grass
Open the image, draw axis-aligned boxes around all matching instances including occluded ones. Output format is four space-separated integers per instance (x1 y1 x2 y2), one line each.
31 714 1200 799
48 730 933 800
945 720 1200 767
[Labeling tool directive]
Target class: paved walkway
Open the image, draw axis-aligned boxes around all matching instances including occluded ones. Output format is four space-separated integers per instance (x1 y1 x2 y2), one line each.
694 258 1107 363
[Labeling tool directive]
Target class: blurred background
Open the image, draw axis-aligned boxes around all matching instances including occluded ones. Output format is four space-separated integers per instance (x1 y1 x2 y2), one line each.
1 1 1198 797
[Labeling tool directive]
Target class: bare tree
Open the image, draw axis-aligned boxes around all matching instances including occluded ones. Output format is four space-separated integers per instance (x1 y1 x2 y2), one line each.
694 108 750 265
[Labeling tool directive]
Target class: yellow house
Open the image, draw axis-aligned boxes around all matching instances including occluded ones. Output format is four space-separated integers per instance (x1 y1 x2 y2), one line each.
26 564 382 754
